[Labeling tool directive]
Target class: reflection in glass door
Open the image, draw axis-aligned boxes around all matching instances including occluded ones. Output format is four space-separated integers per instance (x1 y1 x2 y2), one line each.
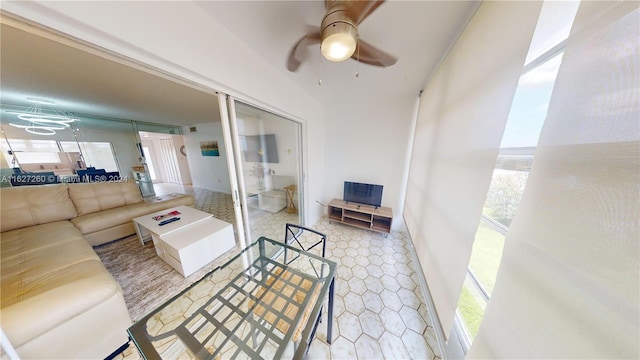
159 138 181 184
227 99 303 243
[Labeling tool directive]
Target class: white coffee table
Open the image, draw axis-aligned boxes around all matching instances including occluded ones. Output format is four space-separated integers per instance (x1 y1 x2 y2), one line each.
132 206 235 277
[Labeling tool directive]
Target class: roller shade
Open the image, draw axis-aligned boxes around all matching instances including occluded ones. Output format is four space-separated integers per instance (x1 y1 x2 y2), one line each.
469 2 640 358
403 1 543 340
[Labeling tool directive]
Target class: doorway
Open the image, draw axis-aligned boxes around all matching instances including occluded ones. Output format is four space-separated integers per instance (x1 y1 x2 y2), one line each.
224 99 304 245
139 131 192 190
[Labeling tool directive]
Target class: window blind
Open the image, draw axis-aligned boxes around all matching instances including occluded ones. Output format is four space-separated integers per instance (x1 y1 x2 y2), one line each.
403 1 542 340
469 2 640 358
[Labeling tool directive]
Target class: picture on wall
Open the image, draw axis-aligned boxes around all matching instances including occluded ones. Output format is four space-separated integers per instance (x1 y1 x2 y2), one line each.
200 141 219 157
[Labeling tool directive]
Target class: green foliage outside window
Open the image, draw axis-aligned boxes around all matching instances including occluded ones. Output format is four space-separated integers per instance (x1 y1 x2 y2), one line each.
483 171 528 227
458 285 483 338
458 221 506 339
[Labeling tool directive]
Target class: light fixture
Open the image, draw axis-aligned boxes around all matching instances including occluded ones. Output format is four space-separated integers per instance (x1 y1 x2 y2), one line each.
7 98 78 136
320 4 358 62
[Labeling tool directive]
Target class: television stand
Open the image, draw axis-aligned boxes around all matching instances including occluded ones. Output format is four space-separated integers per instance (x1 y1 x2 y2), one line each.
328 199 392 237
346 201 378 210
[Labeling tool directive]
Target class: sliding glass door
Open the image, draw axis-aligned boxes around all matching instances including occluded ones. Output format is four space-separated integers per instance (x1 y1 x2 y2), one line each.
224 98 303 245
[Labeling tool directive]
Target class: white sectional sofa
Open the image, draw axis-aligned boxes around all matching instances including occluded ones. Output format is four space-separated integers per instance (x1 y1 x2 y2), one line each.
0 180 194 358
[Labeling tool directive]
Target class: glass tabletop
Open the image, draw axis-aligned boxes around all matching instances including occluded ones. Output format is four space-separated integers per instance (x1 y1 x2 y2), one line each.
128 236 337 360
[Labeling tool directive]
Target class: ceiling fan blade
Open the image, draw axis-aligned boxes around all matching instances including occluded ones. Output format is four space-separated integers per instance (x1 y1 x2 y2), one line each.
286 29 321 72
346 0 385 24
352 38 397 67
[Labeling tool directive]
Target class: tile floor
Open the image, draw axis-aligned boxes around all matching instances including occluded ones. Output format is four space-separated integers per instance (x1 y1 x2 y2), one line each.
154 183 299 242
118 184 441 359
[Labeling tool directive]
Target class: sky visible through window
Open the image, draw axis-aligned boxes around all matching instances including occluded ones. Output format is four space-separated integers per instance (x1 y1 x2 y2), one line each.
501 53 563 149
500 0 578 149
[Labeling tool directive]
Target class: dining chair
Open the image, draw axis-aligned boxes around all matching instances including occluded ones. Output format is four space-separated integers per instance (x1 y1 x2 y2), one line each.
284 223 327 257
251 224 328 354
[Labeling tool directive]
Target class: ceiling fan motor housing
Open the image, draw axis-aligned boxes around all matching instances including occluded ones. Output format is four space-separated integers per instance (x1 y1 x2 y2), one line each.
320 2 358 62
286 0 396 71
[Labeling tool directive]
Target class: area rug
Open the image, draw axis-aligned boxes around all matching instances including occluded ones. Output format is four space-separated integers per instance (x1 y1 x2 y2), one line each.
94 235 239 322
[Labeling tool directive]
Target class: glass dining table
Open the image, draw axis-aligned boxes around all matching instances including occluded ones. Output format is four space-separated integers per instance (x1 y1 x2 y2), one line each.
128 236 336 359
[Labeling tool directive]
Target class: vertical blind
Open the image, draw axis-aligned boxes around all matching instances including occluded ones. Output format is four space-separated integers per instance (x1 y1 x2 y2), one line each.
469 1 639 358
403 1 542 339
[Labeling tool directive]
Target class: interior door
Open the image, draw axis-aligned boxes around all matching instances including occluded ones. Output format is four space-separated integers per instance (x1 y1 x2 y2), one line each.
225 97 303 243
159 138 181 184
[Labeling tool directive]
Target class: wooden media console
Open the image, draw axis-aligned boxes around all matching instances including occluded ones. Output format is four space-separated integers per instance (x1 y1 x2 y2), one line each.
327 198 393 236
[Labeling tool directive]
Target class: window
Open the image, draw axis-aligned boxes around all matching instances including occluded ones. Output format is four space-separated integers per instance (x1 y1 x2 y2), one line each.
457 46 570 342
2 139 120 173
0 139 60 165
60 141 119 172
455 1 581 343
14 151 62 164
3 139 59 152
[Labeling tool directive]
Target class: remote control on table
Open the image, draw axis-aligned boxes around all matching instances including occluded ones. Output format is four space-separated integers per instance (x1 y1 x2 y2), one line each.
158 217 180 226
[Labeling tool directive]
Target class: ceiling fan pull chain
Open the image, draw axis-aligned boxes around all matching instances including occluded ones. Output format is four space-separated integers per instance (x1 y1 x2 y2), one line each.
318 45 323 85
355 34 360 78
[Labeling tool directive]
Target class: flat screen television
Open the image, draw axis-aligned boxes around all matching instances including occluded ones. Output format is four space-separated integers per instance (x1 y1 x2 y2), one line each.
343 181 383 208
240 134 279 163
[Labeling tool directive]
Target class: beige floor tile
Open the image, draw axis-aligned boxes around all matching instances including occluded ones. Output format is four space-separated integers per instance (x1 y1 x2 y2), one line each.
116 184 439 359
355 334 383 359
379 332 411 359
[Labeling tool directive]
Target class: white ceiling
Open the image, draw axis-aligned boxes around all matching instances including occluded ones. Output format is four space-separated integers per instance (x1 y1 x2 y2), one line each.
0 22 222 125
0 1 479 127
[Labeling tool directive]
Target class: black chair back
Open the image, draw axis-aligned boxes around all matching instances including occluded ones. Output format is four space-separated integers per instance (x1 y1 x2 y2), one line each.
282 223 330 352
284 223 327 258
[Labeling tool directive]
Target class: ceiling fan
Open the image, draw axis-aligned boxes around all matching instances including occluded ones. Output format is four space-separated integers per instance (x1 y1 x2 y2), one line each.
286 0 397 72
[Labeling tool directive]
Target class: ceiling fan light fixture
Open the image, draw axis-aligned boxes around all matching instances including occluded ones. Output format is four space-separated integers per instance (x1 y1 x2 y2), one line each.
321 22 357 62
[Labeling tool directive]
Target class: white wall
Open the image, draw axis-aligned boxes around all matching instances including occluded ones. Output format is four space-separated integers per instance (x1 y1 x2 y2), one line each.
323 92 418 230
182 123 231 193
1 1 326 225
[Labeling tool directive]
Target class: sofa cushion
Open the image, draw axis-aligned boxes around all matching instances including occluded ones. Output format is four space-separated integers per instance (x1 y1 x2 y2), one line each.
1 242 100 302
144 193 195 212
71 203 149 235
0 184 77 232
1 234 100 307
68 180 143 216
1 221 85 261
70 193 194 236
1 259 124 348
